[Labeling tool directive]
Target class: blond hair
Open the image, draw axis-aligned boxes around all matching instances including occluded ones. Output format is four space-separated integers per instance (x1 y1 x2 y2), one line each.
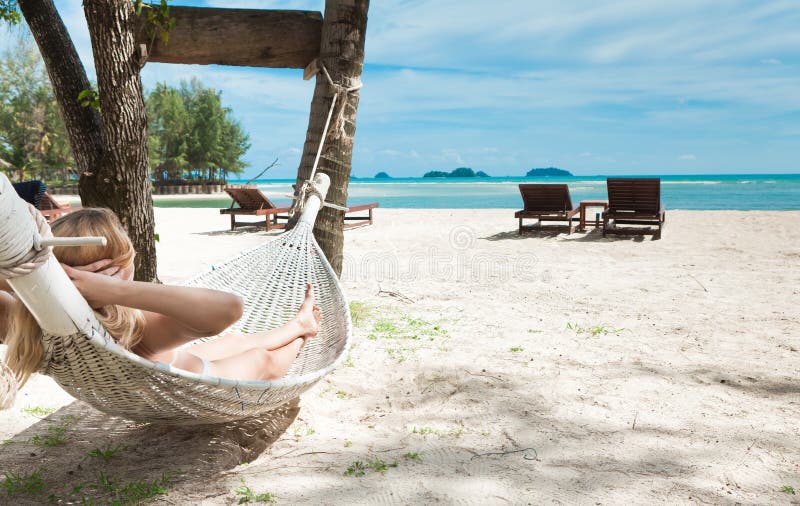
4 208 145 386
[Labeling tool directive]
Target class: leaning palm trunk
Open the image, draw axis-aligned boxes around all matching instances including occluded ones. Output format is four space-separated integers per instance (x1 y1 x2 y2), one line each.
294 0 369 276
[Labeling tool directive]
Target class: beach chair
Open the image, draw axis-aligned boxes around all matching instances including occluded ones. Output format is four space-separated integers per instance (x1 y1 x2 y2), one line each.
222 186 380 232
342 202 379 229
514 184 579 234
12 180 74 222
602 178 666 238
220 187 291 231
38 192 73 222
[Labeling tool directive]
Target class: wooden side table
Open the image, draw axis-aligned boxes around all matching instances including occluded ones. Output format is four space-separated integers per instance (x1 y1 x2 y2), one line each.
579 200 608 232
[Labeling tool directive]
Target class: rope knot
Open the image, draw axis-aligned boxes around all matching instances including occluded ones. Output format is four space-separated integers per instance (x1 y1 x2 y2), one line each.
289 179 325 219
0 203 53 281
288 63 362 223
321 65 363 140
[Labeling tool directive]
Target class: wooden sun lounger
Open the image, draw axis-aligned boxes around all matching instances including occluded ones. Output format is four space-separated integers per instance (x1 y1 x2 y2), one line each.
221 187 379 232
514 184 579 234
602 178 666 239
220 187 291 231
13 180 78 222
38 192 74 222
342 202 378 229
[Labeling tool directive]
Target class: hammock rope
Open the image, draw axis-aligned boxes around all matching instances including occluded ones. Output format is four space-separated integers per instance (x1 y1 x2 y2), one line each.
290 63 362 219
0 198 103 283
0 195 52 280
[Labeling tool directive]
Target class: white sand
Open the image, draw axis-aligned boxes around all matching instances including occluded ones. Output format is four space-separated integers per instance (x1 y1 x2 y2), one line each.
1 208 799 505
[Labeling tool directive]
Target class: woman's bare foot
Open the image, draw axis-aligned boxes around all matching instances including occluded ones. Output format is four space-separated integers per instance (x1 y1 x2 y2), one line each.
294 284 321 338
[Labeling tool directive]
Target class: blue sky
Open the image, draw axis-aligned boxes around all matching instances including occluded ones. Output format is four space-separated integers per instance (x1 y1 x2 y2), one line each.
11 1 800 178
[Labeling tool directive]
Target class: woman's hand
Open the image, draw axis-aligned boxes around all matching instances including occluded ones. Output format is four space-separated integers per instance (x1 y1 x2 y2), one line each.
61 264 121 309
70 258 132 279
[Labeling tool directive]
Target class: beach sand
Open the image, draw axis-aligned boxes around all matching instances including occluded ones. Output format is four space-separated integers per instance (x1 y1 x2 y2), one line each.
1 208 799 505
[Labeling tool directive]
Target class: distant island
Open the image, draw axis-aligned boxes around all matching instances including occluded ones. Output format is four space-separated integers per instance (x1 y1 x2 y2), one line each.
526 167 572 177
423 167 490 178
374 171 391 179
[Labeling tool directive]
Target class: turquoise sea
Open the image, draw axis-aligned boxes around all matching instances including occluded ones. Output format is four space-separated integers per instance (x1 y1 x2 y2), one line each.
154 174 800 210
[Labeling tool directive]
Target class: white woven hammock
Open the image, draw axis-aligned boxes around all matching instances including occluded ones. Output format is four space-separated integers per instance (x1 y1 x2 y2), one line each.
0 173 352 425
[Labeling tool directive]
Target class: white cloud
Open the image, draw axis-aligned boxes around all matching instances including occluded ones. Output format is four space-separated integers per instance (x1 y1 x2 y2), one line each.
440 148 464 165
357 63 800 126
366 0 800 68
7 0 798 176
678 154 697 161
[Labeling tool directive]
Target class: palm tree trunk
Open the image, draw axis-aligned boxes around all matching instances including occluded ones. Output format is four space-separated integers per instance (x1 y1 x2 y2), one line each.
294 0 369 276
83 0 158 282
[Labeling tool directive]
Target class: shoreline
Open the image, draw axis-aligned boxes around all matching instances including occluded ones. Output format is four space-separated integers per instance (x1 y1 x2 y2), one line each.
50 175 800 211
56 191 800 212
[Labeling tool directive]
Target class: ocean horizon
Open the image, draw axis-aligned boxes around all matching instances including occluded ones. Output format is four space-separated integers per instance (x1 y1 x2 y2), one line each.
154 173 800 211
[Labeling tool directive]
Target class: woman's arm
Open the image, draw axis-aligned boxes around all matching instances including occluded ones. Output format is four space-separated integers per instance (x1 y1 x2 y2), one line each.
62 265 243 338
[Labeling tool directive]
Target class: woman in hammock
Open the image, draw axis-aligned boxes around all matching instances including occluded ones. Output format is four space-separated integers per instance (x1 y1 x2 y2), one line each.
0 208 320 388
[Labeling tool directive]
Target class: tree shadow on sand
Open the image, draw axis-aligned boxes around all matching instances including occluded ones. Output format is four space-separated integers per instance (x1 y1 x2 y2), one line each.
481 229 566 241
482 227 659 243
201 360 800 505
7 356 792 504
0 398 299 505
567 228 653 242
635 362 800 397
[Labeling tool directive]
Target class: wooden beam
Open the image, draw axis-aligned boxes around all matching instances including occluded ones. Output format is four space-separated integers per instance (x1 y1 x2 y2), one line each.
137 7 322 68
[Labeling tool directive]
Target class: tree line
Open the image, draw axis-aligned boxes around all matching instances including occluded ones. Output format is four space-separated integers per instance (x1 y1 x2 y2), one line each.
0 36 250 186
148 78 249 185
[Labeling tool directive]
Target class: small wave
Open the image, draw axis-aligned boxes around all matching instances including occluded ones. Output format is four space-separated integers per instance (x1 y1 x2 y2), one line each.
661 180 721 185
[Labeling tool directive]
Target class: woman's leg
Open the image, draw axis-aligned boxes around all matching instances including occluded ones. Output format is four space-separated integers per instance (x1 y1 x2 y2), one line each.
134 284 316 362
199 338 305 381
186 322 309 361
186 289 320 362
